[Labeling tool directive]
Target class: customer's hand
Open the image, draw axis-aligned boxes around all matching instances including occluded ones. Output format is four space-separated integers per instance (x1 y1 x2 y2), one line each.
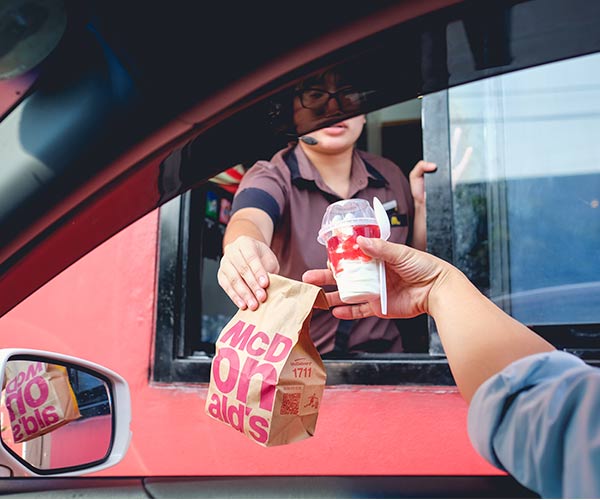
217 236 280 310
303 237 452 319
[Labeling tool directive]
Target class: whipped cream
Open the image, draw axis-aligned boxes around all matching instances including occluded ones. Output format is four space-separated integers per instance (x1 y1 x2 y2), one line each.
334 259 380 304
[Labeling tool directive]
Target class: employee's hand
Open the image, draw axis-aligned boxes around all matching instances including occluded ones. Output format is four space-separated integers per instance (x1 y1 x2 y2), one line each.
217 236 280 311
303 237 452 319
409 160 437 207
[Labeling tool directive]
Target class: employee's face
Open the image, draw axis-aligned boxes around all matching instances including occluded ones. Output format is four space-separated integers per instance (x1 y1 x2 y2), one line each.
293 71 365 152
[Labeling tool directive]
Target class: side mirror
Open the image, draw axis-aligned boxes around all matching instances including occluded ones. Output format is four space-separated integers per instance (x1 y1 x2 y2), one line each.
0 349 131 476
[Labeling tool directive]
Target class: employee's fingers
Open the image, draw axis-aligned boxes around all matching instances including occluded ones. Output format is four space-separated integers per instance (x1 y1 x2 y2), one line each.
237 249 271 303
259 245 280 275
409 160 437 179
220 238 274 308
217 259 259 310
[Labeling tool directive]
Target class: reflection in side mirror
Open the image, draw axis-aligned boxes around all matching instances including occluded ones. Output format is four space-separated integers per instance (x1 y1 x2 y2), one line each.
0 358 113 473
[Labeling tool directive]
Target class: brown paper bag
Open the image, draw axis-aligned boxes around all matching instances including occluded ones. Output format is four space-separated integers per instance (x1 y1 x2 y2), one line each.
4 361 81 443
205 274 329 446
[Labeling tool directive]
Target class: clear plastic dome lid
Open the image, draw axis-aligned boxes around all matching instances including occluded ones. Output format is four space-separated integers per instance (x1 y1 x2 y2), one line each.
317 198 377 245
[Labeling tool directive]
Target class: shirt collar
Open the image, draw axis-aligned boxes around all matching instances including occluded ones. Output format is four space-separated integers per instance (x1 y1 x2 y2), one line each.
284 143 389 192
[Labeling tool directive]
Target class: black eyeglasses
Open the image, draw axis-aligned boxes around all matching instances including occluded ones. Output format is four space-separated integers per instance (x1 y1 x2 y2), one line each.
297 87 363 113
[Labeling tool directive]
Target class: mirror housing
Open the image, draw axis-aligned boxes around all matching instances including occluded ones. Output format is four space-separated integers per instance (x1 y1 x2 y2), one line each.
0 349 131 476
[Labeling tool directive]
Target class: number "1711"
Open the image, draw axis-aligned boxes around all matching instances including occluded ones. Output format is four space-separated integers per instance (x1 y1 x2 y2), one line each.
293 367 312 378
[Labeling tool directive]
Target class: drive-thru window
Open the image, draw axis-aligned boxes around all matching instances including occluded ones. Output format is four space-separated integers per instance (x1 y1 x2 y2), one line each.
153 0 600 384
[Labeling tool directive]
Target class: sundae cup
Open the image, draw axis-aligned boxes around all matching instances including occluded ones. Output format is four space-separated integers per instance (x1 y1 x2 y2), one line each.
317 199 381 303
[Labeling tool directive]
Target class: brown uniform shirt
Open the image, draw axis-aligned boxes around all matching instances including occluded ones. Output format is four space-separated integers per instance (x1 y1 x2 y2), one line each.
231 143 415 354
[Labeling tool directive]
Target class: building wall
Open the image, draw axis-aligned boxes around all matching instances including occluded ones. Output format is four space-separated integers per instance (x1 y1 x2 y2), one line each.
0 210 500 476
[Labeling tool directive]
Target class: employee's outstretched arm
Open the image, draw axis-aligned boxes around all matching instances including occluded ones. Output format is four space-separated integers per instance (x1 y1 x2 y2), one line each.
218 207 279 311
303 238 554 402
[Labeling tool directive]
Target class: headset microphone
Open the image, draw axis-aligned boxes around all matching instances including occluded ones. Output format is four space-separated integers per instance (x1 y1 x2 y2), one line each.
300 136 318 145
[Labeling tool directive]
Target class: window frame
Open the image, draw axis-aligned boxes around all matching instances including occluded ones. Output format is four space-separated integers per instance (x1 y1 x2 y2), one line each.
153 88 600 386
152 191 454 385
152 0 600 384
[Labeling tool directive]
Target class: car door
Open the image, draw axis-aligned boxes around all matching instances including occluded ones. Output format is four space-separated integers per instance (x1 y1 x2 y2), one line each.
0 0 599 497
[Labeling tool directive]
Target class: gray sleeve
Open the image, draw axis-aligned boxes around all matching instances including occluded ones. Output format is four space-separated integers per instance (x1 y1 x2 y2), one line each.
468 350 600 498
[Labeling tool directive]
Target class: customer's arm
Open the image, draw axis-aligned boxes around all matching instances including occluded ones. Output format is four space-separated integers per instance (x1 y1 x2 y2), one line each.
303 238 554 402
425 261 555 402
305 239 600 498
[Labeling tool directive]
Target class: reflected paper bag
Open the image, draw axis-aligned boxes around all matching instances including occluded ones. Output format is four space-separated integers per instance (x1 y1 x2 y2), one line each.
205 274 329 447
4 361 81 443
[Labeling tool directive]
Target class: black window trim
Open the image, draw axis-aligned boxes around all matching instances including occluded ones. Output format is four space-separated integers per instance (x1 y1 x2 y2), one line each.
422 90 454 357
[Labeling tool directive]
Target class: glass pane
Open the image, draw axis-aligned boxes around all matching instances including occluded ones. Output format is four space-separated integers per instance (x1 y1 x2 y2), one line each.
448 52 600 325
